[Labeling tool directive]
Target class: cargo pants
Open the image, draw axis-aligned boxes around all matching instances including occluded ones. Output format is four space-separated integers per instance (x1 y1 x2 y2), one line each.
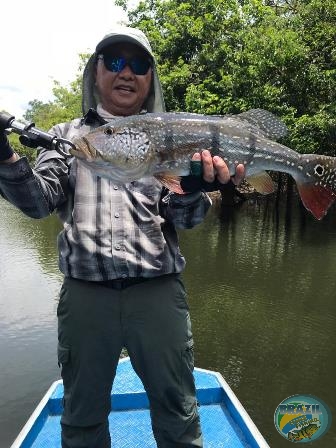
57 274 203 448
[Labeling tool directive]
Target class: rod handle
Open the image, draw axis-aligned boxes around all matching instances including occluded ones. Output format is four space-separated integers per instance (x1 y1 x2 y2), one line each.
0 112 15 131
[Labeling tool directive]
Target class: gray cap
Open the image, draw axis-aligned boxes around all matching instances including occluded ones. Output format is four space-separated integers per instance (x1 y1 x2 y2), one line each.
96 26 154 58
82 26 165 115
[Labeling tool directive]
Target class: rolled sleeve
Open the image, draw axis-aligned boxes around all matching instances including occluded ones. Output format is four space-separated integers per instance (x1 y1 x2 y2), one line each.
0 153 69 218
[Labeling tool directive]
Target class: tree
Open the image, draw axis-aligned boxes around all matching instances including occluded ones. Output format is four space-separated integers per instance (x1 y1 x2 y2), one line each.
16 1 336 160
118 0 335 154
24 55 88 129
15 54 89 162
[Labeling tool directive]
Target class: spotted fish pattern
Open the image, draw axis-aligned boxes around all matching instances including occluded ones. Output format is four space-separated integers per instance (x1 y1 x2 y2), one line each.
71 109 336 220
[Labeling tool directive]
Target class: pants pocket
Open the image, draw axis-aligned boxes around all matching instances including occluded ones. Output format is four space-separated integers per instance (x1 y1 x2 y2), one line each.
181 338 197 415
58 344 73 412
58 343 70 363
58 344 72 382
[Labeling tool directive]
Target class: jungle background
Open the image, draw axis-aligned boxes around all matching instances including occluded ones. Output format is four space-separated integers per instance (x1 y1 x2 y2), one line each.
4 0 336 163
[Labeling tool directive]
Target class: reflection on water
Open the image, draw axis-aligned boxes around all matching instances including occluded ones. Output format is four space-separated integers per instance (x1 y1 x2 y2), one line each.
0 199 63 447
180 194 336 447
0 194 335 447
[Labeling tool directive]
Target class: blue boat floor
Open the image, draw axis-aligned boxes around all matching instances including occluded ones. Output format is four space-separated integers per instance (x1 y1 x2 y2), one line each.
30 404 249 448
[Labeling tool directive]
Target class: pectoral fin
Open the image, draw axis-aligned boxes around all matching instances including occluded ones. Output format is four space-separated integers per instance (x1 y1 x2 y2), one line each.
246 172 275 194
155 173 185 194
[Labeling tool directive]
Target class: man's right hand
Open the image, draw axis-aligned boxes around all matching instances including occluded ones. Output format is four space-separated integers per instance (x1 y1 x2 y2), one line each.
0 131 15 163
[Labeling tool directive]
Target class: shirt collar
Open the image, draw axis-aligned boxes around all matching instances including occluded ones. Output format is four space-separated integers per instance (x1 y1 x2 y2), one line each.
81 108 108 126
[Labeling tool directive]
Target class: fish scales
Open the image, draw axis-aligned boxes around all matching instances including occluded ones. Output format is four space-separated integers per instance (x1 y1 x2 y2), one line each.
71 109 336 220
148 114 298 177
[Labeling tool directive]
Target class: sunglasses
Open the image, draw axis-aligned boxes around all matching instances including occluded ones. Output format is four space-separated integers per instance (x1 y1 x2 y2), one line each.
98 54 152 76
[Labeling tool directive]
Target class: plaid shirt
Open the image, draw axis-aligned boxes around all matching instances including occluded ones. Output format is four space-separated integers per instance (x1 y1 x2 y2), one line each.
0 113 211 281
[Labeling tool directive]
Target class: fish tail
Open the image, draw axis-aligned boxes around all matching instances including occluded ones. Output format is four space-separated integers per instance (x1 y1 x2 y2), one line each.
295 154 336 220
296 183 336 220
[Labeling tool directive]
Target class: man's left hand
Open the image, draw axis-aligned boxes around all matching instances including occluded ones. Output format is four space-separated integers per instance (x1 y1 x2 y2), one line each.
196 150 245 187
180 150 245 193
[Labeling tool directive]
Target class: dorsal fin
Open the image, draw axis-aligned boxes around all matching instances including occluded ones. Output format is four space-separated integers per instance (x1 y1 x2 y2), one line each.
237 109 288 140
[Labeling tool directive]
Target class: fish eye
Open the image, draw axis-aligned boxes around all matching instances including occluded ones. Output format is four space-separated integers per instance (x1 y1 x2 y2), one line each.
314 165 324 176
104 127 114 136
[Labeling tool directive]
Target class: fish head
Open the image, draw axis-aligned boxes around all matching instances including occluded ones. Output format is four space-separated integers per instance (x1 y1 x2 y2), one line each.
71 123 152 182
303 155 336 187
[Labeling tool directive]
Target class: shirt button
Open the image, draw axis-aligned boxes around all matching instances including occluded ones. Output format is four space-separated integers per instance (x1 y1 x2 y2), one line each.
114 212 120 218
113 185 119 190
114 244 121 250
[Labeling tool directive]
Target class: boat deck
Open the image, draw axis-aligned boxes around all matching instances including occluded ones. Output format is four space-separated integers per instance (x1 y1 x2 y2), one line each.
12 358 269 448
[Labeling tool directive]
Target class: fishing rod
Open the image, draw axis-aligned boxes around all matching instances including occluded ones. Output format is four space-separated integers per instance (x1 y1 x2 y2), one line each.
0 111 75 157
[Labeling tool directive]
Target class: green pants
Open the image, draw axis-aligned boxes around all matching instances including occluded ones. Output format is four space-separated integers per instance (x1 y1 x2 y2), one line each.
57 275 203 448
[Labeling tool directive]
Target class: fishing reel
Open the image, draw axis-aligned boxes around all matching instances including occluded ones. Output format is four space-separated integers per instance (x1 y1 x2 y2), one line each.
0 111 75 157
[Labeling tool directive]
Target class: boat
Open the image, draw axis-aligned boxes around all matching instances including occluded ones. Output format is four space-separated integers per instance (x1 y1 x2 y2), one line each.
11 357 270 447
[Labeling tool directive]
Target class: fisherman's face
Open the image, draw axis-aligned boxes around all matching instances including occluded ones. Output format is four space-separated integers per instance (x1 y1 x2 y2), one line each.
95 43 152 116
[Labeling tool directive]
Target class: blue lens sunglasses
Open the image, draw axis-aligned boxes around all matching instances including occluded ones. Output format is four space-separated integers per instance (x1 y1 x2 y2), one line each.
97 54 152 76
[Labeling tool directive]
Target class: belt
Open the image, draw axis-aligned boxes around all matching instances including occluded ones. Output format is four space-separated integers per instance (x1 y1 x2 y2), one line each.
98 277 150 290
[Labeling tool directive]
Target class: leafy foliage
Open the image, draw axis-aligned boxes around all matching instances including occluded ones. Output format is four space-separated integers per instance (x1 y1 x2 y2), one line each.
122 0 336 154
7 133 36 164
24 54 89 128
15 1 336 161
10 55 89 163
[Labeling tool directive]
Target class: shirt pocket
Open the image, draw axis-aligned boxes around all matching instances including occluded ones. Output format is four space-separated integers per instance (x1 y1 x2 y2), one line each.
127 179 162 198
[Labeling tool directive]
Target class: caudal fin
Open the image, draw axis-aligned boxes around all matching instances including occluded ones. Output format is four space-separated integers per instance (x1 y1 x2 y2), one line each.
297 183 336 220
296 154 336 219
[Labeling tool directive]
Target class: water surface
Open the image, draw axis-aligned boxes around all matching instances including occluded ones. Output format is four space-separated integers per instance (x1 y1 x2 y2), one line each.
0 194 335 447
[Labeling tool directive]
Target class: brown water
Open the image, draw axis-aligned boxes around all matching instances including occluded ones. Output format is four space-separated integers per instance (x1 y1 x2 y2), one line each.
0 194 335 447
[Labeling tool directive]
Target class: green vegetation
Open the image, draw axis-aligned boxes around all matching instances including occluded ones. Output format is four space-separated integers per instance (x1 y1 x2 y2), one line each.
6 55 89 161
13 1 336 161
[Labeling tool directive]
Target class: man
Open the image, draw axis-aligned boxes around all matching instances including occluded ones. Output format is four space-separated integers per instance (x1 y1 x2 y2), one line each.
0 26 244 447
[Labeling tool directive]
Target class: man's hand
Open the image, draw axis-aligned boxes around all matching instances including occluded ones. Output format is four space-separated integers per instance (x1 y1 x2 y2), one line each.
180 150 245 193
0 131 15 163
194 150 245 187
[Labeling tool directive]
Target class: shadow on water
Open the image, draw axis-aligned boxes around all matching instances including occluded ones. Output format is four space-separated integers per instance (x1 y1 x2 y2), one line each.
180 189 336 448
217 176 322 250
0 199 63 447
1 190 336 447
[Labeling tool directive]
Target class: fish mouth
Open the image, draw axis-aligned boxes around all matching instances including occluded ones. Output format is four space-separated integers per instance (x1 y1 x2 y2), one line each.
71 136 98 161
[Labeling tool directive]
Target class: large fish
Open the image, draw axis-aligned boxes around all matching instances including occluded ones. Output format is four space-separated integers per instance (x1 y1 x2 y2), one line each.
71 109 336 220
288 423 319 441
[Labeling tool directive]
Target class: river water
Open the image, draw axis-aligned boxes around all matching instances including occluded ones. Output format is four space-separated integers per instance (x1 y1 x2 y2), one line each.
0 193 335 447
